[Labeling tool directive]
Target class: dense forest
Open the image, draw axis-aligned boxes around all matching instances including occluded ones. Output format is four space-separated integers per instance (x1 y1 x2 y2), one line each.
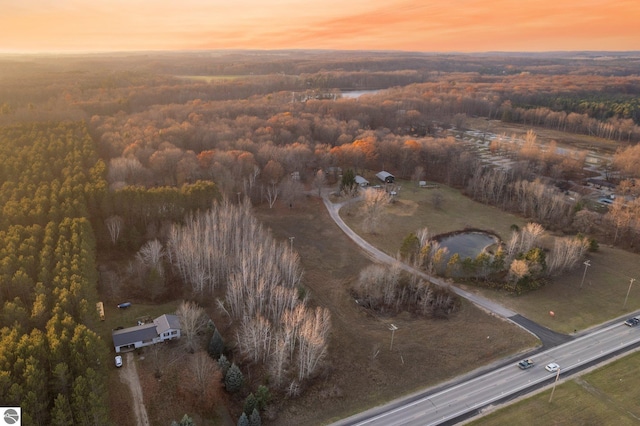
0 122 108 424
2 51 640 424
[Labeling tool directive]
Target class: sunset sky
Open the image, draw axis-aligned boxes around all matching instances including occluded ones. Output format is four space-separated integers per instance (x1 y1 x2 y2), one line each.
1 0 639 53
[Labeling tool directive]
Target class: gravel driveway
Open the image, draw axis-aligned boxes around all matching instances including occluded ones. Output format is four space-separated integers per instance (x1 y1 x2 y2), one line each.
118 352 150 426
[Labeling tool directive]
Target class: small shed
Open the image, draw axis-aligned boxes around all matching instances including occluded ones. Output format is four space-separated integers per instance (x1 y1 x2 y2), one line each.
376 171 395 184
355 175 369 187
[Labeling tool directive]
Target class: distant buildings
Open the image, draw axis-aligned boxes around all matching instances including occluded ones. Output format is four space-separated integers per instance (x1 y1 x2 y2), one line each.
376 171 395 184
355 175 369 187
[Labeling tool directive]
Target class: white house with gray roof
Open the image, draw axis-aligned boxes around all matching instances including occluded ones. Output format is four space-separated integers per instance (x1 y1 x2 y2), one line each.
112 314 181 353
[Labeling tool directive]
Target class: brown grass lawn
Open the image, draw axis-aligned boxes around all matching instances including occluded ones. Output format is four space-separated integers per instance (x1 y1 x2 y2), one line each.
341 183 528 256
476 244 640 334
342 183 640 335
254 195 537 426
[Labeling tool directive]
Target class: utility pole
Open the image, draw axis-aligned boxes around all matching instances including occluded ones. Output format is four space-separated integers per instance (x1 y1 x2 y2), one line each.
389 324 398 351
580 260 591 288
624 278 636 309
549 367 561 403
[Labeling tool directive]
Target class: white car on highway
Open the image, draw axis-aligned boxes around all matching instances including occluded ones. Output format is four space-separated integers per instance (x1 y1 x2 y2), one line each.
545 362 560 373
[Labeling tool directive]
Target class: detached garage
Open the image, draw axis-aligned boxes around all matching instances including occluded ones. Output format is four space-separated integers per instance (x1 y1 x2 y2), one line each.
376 171 395 183
355 175 369 187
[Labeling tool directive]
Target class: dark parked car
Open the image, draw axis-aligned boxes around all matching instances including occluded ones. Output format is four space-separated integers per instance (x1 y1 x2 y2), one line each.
517 359 535 370
624 317 640 327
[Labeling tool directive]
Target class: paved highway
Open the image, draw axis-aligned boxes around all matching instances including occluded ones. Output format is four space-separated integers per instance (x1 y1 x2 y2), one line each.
334 320 640 426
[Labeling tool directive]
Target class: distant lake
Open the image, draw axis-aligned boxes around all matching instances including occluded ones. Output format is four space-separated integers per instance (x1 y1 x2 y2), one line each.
340 89 382 98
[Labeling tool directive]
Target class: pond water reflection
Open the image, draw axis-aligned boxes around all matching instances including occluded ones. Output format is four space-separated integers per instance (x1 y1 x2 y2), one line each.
437 231 499 260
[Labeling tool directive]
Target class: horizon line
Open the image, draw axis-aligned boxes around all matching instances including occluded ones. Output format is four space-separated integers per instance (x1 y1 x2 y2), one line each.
1 48 640 57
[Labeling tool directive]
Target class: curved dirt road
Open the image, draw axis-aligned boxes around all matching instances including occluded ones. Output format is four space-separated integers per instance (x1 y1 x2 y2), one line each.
118 352 150 426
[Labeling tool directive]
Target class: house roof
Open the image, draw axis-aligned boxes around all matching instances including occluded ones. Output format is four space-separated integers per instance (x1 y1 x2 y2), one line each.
112 313 181 347
376 171 395 178
112 323 158 347
355 175 369 184
154 314 181 334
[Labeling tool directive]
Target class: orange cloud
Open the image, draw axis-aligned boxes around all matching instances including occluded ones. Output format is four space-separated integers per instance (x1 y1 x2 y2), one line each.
1 0 638 52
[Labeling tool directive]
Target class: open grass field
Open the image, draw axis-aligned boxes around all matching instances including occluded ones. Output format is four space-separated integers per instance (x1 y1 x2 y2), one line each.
477 243 640 334
468 349 640 425
342 182 640 335
341 182 528 255
254 195 537 425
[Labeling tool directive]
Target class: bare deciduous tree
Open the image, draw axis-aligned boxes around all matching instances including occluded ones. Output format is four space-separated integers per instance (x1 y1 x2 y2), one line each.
167 199 332 388
280 178 303 207
268 331 290 387
136 239 164 274
605 198 632 243
506 222 545 260
107 157 147 186
297 306 331 381
105 215 124 245
547 236 589 276
312 169 327 196
176 301 209 353
361 189 391 233
237 315 272 363
264 183 279 208
180 350 223 410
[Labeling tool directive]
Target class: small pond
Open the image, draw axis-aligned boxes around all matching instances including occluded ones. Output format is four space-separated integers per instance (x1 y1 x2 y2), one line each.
436 231 499 260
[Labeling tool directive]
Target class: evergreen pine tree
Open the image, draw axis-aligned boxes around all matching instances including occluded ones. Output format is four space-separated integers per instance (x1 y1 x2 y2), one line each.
255 385 270 410
249 409 261 426
171 414 195 426
51 394 73 426
340 169 357 195
224 363 244 393
237 412 249 426
208 328 224 359
243 393 257 415
180 414 195 425
218 354 231 376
